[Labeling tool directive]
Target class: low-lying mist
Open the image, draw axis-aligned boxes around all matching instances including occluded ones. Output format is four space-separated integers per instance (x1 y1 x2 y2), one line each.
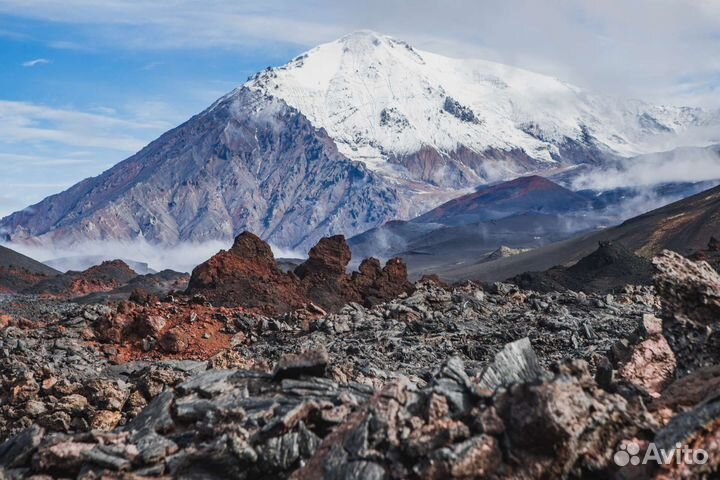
2 239 306 274
570 145 720 191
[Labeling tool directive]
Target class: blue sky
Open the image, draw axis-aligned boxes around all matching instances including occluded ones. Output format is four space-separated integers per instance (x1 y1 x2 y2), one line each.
0 9 306 215
0 0 718 217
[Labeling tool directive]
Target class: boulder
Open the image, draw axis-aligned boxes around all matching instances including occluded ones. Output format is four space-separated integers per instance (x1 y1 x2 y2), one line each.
653 250 720 374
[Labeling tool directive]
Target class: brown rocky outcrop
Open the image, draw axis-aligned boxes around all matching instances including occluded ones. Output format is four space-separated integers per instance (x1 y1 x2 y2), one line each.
353 256 413 305
294 235 355 311
187 232 414 314
187 232 307 314
24 260 139 298
688 236 720 272
295 235 351 278
653 250 720 375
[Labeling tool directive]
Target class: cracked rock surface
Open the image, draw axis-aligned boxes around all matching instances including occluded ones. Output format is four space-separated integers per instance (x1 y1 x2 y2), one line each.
2 250 720 478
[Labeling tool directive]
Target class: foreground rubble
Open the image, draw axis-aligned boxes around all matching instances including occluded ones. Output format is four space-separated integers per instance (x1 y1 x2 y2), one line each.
1 250 720 478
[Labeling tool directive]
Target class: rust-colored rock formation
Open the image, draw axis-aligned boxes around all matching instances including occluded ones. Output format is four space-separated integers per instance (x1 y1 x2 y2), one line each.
187 231 414 314
186 232 307 314
24 260 139 298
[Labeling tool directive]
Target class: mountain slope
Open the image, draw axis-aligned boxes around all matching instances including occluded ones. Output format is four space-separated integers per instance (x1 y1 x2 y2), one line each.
414 175 592 225
248 30 716 199
0 89 400 251
0 245 58 276
1 31 716 252
348 176 598 265
0 244 59 293
510 242 655 293
431 183 720 282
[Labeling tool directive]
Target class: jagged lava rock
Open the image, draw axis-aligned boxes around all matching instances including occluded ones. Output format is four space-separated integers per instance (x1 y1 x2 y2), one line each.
188 232 413 313
187 232 307 313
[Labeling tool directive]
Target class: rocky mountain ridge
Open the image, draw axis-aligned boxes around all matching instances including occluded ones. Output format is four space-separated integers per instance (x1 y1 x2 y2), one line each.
0 89 400 251
248 31 718 194
1 31 718 253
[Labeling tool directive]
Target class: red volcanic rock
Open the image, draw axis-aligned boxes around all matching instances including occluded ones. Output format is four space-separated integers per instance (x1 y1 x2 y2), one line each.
296 237 414 311
295 235 351 278
352 257 414 306
190 232 282 285
158 327 190 354
25 260 138 298
187 231 306 313
134 315 167 337
188 232 414 314
228 231 277 269
295 236 355 311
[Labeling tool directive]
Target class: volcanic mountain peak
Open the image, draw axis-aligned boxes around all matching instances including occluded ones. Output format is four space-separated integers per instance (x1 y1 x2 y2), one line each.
247 31 715 192
0 88 402 251
471 175 579 200
1 31 717 253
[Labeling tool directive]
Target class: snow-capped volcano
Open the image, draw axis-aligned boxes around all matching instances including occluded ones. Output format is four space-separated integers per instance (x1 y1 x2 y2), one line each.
1 31 717 252
247 30 714 197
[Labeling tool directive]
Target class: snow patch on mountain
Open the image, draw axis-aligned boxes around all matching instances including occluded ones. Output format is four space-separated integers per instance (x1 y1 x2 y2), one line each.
247 30 716 190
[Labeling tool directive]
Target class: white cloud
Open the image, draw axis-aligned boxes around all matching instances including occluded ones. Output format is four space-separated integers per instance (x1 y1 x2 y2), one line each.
0 100 179 217
0 100 170 151
2 237 306 273
4 238 232 273
0 0 718 105
570 146 720 190
47 40 94 51
21 58 50 67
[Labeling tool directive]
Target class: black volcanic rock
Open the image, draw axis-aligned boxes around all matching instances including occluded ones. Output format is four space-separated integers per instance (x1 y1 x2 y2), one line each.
10 257 720 477
436 182 720 283
510 241 654 293
0 245 59 294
